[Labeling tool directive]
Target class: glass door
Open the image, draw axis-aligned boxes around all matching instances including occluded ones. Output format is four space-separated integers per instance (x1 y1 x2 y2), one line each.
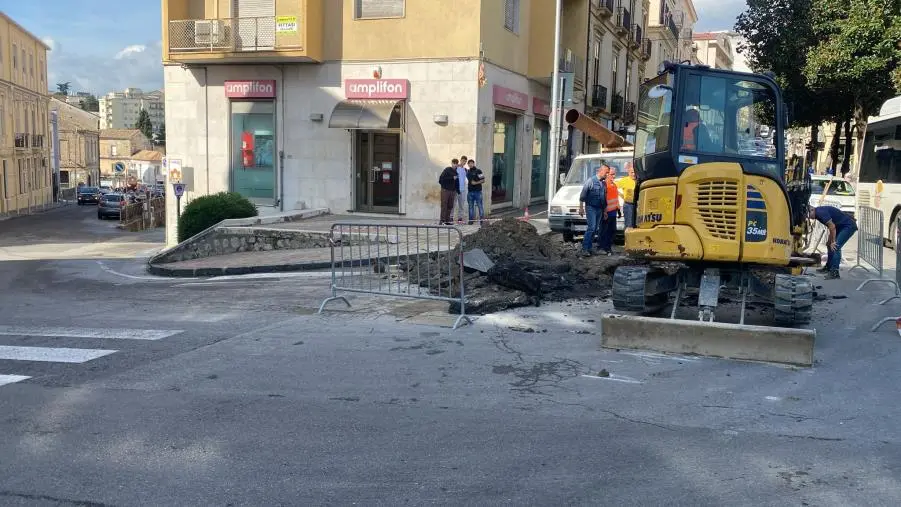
532 119 550 199
355 131 400 213
230 101 276 207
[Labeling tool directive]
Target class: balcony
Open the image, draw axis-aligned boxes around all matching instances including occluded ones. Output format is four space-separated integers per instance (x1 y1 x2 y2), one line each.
164 0 323 63
14 134 28 149
624 101 636 124
596 0 615 16
615 7 631 35
559 49 586 88
591 85 608 110
611 93 624 117
31 134 44 148
631 24 642 49
641 39 652 60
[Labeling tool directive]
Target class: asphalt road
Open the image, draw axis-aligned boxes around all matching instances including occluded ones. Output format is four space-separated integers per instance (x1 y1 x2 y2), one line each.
0 205 900 506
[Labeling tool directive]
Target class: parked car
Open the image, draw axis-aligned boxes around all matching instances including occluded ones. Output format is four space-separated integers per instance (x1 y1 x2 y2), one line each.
77 186 101 205
548 151 631 243
808 174 856 219
97 193 126 220
99 186 112 194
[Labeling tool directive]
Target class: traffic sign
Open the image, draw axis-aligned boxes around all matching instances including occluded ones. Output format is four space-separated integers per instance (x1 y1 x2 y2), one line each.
168 158 182 182
114 162 125 173
173 183 185 197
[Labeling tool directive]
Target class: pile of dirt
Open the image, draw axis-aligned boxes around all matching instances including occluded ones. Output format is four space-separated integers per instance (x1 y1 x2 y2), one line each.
398 218 628 315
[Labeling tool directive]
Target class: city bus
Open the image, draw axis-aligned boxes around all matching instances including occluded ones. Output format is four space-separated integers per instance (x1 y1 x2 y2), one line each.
856 95 901 245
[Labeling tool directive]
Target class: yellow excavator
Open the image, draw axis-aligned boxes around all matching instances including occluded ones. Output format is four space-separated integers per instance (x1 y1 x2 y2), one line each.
568 62 820 365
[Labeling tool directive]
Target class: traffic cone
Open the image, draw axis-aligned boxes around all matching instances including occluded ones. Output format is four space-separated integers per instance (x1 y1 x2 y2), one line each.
895 317 901 338
521 207 530 221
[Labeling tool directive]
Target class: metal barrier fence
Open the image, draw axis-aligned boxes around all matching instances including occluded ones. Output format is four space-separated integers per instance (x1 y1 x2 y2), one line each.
872 215 901 331
317 223 473 329
59 187 76 204
120 197 166 231
853 206 899 297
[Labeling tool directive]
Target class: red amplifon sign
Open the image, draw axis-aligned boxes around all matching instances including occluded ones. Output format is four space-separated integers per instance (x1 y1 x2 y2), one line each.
493 85 528 111
224 80 277 98
344 79 410 100
533 97 551 117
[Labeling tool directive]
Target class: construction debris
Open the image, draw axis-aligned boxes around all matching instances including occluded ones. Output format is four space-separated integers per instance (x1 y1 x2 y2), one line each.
399 218 626 315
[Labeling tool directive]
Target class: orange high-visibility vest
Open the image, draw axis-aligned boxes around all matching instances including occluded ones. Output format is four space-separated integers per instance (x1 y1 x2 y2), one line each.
683 121 699 150
605 179 619 213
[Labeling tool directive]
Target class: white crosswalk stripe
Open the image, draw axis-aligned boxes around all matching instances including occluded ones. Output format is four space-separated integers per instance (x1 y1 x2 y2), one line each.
0 327 185 388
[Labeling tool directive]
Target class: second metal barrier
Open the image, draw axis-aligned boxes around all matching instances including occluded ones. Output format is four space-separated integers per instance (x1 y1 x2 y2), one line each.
871 214 901 331
317 223 473 329
853 206 899 298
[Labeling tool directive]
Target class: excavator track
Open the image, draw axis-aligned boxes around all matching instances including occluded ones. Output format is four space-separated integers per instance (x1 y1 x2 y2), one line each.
612 265 672 313
773 274 813 326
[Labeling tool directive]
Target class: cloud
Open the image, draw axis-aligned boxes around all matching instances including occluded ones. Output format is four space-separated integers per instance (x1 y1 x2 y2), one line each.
45 40 163 94
114 44 146 60
692 0 746 32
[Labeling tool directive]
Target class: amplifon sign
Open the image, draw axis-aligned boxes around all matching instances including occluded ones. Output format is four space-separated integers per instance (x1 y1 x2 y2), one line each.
533 98 551 117
493 85 528 111
224 80 277 99
345 79 410 100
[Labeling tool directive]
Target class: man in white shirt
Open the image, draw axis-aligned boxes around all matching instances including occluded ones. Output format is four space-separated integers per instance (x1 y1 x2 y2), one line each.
454 156 469 223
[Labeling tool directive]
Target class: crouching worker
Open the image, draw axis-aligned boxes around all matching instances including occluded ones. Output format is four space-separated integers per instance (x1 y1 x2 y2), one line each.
809 205 857 280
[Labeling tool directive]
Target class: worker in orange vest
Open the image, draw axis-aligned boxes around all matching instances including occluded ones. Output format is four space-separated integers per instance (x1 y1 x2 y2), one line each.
598 164 620 256
682 108 712 151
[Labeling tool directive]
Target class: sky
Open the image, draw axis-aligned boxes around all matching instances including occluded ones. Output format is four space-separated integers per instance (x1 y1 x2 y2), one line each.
4 1 163 95
2 0 746 97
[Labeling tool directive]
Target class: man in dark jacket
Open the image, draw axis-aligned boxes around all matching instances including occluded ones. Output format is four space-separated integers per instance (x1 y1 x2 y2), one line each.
438 159 459 225
809 205 858 279
578 163 609 256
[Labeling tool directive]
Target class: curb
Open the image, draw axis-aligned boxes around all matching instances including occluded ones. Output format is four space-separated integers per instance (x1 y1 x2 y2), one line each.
147 259 335 278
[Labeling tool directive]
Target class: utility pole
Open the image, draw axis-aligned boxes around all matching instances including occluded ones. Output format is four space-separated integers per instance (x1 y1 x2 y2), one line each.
546 0 563 210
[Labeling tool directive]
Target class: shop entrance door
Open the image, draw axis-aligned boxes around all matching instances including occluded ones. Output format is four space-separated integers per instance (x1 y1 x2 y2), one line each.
355 131 400 213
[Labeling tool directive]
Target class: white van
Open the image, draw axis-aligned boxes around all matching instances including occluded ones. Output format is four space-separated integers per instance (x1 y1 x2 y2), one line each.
808 174 856 219
548 150 632 242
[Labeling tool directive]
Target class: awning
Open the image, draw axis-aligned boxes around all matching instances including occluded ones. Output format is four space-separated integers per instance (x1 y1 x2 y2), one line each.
328 100 404 129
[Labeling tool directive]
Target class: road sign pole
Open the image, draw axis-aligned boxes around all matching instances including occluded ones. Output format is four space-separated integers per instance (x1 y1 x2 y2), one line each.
176 195 181 218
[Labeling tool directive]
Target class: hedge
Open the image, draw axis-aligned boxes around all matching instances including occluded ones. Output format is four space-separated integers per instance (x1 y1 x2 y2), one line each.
177 191 258 242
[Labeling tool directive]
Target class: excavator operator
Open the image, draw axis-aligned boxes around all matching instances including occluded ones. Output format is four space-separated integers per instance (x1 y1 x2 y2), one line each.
681 107 714 152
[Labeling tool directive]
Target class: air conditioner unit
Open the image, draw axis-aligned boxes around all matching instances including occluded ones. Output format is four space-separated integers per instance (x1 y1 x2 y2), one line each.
194 20 223 45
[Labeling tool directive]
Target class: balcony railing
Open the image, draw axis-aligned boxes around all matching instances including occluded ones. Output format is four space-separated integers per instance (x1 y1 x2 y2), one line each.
591 85 608 109
641 38 652 60
631 24 642 48
31 134 43 148
596 0 614 16
14 134 28 149
611 94 624 116
624 101 636 123
168 16 303 54
616 7 631 34
559 50 586 86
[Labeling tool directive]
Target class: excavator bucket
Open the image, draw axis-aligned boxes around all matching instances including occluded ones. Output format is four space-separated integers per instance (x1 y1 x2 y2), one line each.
600 314 816 367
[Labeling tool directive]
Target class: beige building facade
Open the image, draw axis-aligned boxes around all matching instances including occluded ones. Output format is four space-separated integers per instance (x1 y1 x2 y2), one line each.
693 32 735 70
99 129 152 184
99 88 165 134
0 12 53 217
49 97 100 187
643 0 698 81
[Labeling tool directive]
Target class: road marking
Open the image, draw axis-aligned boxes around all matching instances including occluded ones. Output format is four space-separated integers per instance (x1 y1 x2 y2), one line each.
0 346 116 363
0 326 183 341
0 374 30 386
581 374 643 384
96 261 197 281
206 272 333 282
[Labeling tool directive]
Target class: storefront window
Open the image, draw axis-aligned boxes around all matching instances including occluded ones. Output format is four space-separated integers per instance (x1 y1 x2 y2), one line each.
492 111 518 205
531 119 549 199
230 101 276 205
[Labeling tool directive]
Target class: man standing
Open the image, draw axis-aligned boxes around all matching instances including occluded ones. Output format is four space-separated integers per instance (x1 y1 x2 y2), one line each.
809 205 857 279
439 159 459 225
616 162 637 229
578 164 609 256
598 165 620 256
465 159 486 225
454 156 469 223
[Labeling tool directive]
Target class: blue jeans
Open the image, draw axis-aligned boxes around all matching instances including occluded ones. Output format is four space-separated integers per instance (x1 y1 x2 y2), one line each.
827 224 857 270
623 202 635 229
599 210 618 251
582 205 603 252
467 190 485 223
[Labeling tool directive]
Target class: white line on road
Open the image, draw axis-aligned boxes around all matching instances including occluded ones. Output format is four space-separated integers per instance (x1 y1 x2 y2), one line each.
0 374 31 386
0 326 183 341
0 346 116 363
581 374 644 384
96 261 197 281
206 272 333 281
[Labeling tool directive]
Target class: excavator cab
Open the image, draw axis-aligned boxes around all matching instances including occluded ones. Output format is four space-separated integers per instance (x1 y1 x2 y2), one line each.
604 63 818 364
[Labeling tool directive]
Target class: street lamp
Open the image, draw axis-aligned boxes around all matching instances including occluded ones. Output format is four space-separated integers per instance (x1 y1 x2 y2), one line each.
546 0 563 209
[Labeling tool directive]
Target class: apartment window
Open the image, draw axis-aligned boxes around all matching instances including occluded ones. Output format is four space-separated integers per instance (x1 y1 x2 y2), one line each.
504 0 520 33
39 58 44 84
0 37 3 67
2 160 6 199
18 160 25 194
592 39 601 87
21 49 25 79
29 52 33 78
11 44 16 70
612 50 620 92
111 145 117 157
354 0 404 19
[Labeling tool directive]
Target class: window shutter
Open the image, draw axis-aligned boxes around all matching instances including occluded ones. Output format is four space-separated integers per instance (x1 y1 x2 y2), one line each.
355 0 405 19
504 0 519 32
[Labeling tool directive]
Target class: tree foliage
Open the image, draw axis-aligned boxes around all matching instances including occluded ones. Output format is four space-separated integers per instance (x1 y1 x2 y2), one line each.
136 109 153 141
56 82 71 95
155 123 166 146
177 192 258 242
78 95 99 113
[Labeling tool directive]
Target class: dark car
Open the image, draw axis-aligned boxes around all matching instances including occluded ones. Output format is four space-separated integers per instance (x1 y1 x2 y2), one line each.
77 186 101 205
97 193 126 220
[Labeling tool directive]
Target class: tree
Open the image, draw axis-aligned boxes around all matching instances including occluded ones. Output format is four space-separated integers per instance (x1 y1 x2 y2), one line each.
155 123 166 146
56 82 71 95
804 0 901 173
136 109 153 141
78 95 99 113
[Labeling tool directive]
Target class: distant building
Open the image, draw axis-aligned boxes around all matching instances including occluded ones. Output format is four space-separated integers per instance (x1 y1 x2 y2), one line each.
645 0 700 81
99 129 152 185
49 97 100 187
0 11 53 217
130 149 164 184
99 88 165 133
692 32 735 70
